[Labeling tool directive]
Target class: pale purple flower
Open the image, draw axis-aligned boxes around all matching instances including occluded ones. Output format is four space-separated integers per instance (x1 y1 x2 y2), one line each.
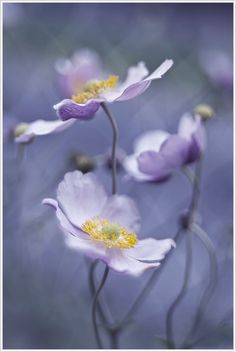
43 171 175 276
54 59 174 121
199 49 233 91
14 118 76 143
123 113 205 182
55 48 103 97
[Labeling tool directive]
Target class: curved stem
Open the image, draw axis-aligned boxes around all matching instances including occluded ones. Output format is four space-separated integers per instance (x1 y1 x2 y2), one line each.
101 102 118 195
89 260 108 325
166 232 193 348
114 228 183 330
92 264 110 349
182 223 218 348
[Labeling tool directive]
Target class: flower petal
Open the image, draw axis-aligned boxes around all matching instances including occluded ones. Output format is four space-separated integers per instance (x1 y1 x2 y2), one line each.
105 249 161 276
100 195 140 232
14 118 76 143
137 151 174 180
143 59 174 81
65 234 107 259
178 114 206 163
102 59 173 102
138 135 191 179
42 198 87 239
57 171 108 228
123 154 157 182
119 61 149 90
54 99 101 121
134 130 170 154
55 48 103 97
126 238 175 262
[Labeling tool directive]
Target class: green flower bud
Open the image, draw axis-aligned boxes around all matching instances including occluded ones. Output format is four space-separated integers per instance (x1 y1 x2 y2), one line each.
14 122 29 137
72 152 96 173
193 104 215 121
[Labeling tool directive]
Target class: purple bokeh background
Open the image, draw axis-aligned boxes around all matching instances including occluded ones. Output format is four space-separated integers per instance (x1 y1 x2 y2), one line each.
3 3 233 349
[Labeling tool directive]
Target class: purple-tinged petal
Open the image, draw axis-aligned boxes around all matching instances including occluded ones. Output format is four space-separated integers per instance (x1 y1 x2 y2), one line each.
55 49 103 97
126 238 175 262
65 234 107 259
42 198 88 239
57 171 108 228
119 61 149 90
178 114 206 163
105 249 161 276
123 154 157 182
102 59 173 103
137 151 174 180
54 99 101 121
137 135 190 179
100 195 140 232
15 118 76 143
134 130 170 154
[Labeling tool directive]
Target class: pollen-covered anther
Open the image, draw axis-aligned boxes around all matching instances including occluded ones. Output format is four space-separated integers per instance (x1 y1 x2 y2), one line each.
72 75 119 104
81 218 138 249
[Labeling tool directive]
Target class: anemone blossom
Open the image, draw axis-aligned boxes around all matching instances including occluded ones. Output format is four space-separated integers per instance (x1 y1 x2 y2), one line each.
43 171 175 276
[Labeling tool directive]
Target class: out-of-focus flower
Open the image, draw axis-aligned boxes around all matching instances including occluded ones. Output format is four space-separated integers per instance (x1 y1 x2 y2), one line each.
123 113 205 182
55 49 103 97
14 118 75 143
54 59 174 121
199 49 233 91
43 171 175 276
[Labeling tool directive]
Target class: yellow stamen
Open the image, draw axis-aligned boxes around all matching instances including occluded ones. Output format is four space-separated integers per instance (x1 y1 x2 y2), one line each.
72 75 119 104
81 218 138 249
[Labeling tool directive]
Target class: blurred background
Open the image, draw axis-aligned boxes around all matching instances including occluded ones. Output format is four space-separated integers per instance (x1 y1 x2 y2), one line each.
3 3 233 349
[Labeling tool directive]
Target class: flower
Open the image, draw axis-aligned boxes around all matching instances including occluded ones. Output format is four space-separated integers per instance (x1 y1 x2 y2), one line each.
14 118 76 143
54 59 173 121
199 49 233 91
43 171 175 276
123 113 205 182
55 48 103 97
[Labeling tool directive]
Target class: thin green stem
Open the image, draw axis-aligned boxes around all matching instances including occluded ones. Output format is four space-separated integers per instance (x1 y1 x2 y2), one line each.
181 223 218 348
166 232 193 349
101 102 118 195
114 228 183 331
92 265 110 349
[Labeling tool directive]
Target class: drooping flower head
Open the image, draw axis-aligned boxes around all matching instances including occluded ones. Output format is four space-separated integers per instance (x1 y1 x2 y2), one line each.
43 171 175 276
123 113 205 182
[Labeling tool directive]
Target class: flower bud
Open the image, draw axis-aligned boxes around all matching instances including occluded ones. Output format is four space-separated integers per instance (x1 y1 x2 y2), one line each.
14 122 29 137
193 104 215 121
72 152 96 173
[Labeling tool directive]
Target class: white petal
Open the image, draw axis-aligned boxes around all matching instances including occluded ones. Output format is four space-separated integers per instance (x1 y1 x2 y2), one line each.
126 238 176 262
119 61 149 90
57 171 108 228
42 198 87 239
15 118 76 143
178 113 197 140
100 195 140 232
143 59 174 81
65 234 107 259
134 130 170 154
106 249 160 276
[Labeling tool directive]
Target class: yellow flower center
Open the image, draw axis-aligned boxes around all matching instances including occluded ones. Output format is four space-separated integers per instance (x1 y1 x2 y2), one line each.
81 218 138 249
72 75 119 104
